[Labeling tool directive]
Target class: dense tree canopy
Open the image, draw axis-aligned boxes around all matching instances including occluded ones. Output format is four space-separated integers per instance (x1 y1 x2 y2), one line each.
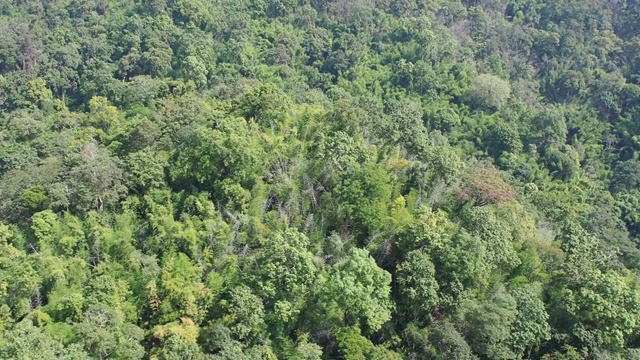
0 0 640 358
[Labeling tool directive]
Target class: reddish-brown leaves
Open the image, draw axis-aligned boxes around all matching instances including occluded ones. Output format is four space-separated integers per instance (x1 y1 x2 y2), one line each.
457 165 516 206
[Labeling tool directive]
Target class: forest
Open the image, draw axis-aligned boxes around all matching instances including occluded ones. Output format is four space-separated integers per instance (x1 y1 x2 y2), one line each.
0 0 640 358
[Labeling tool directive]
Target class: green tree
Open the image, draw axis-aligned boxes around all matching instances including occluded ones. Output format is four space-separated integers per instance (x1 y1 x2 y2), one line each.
396 249 439 322
156 252 211 324
223 285 266 342
0 227 41 320
465 74 511 111
170 121 265 190
181 56 208 89
324 248 393 332
124 148 168 193
531 106 568 146
509 285 551 356
0 320 90 360
332 162 393 236
74 272 145 360
461 293 518 360
232 84 292 131
427 322 478 360
149 317 203 359
246 229 318 330
66 142 127 211
335 327 374 360
550 223 640 352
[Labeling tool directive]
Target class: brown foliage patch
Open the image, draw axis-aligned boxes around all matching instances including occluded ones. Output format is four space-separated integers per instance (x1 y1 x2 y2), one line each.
457 165 515 206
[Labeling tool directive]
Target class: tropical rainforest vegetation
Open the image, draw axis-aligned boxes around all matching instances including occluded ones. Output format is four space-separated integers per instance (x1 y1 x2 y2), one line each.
1 0 640 358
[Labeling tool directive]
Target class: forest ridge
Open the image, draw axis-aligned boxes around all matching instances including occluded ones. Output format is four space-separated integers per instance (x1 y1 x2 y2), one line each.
1 0 640 359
